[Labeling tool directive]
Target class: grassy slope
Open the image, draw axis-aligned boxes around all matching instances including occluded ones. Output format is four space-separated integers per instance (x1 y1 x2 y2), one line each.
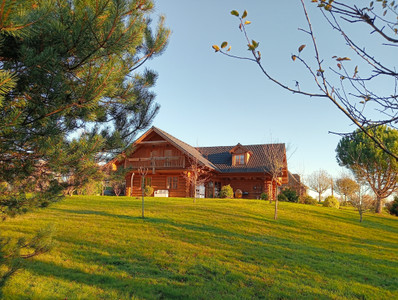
0 196 397 299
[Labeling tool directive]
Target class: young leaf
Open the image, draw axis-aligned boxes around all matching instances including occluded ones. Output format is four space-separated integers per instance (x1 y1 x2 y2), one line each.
292 55 297 61
353 66 358 78
252 40 259 48
221 41 228 49
337 63 342 70
336 57 351 61
227 46 232 52
298 44 306 53
212 45 220 52
231 10 239 17
242 10 248 18
244 20 251 25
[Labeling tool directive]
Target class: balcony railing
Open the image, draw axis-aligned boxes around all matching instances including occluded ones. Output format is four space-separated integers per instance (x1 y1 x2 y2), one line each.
127 156 185 169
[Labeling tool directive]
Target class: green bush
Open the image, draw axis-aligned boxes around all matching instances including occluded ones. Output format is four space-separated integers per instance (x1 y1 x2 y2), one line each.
323 196 340 209
277 193 288 202
299 195 317 205
144 185 154 197
220 185 233 198
386 196 398 216
260 192 269 200
280 188 299 203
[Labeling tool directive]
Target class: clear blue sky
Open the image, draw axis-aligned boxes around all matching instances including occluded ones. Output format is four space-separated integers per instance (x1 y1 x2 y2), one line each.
144 1 381 180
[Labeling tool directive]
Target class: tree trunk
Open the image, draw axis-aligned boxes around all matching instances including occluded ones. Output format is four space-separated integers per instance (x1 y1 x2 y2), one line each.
375 196 383 213
193 182 197 203
141 177 145 218
359 209 363 223
274 198 278 220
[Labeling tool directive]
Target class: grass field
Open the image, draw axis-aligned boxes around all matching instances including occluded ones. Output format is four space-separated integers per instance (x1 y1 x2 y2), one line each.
0 196 397 299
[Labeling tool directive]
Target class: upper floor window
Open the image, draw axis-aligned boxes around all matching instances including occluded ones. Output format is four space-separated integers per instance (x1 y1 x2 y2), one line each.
235 154 245 165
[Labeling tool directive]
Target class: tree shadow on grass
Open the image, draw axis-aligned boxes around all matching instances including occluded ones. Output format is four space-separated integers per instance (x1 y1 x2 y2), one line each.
309 209 398 234
50 208 141 221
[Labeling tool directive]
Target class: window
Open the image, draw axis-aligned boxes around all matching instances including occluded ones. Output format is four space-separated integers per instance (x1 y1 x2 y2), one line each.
145 177 152 186
235 154 245 165
167 176 178 189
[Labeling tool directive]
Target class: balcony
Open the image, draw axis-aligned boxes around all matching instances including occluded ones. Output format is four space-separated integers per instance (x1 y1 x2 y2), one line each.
127 156 185 169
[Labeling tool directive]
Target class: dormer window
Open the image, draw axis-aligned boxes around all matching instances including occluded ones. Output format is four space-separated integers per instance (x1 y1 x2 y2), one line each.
230 143 252 166
235 154 245 165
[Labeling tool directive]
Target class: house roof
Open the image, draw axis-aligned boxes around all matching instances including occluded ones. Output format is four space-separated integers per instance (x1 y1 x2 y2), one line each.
197 143 286 174
150 127 218 170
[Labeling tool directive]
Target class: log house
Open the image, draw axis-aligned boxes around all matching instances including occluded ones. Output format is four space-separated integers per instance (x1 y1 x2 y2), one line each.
111 127 289 199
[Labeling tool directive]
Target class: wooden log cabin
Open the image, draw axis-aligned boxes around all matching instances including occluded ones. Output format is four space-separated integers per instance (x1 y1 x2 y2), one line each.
111 127 289 199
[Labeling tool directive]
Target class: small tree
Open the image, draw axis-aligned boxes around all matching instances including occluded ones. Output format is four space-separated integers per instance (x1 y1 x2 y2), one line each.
139 167 148 218
349 183 374 223
182 155 211 203
307 169 331 203
263 143 286 220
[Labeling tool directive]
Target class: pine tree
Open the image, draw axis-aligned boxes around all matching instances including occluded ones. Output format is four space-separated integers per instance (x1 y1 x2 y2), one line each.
0 0 170 216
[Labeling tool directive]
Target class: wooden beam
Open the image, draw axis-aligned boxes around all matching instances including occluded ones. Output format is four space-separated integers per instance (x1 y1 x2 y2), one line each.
139 141 168 145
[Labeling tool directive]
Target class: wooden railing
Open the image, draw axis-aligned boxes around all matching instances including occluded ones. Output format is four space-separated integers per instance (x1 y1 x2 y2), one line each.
127 156 185 169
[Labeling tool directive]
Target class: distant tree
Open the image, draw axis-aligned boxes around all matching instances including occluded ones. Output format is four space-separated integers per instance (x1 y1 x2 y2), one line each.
212 1 398 160
336 126 398 213
182 155 211 203
280 188 299 203
349 182 374 223
386 196 398 217
334 175 359 206
307 169 331 202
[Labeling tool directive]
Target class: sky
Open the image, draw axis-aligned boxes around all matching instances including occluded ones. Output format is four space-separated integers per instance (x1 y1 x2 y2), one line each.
141 0 390 182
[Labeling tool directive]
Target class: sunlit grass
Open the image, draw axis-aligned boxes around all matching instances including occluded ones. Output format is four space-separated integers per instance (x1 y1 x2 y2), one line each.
1 196 397 299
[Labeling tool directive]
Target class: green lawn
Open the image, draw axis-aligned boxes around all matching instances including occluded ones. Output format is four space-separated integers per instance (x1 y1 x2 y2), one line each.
1 196 397 299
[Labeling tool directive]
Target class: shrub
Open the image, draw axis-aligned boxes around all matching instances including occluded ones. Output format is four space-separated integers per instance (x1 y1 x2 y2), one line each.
299 195 317 205
260 192 269 200
280 188 299 202
386 196 398 216
323 196 340 209
144 185 154 197
277 193 288 202
220 185 233 198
